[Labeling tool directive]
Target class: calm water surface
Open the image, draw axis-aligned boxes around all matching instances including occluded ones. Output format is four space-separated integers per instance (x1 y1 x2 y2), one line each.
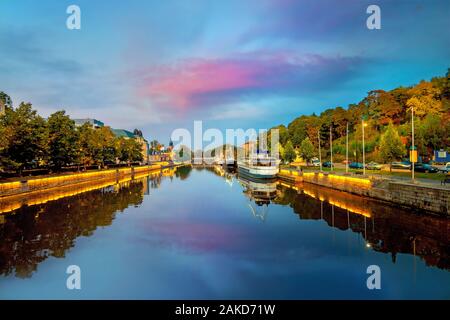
0 166 449 299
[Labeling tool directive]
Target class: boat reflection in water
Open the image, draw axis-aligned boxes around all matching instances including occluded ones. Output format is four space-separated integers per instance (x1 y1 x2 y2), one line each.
238 175 278 221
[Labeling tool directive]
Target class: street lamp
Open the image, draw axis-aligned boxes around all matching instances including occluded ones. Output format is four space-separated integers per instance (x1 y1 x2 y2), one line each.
346 122 349 174
330 126 333 172
362 116 368 175
318 130 322 172
411 105 416 182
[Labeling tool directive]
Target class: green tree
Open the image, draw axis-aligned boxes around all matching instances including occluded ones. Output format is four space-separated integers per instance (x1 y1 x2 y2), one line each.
47 111 80 170
379 122 405 172
117 138 143 163
283 140 296 163
96 127 118 166
78 123 96 167
418 114 445 156
0 103 48 172
150 140 160 154
299 137 315 164
78 125 117 167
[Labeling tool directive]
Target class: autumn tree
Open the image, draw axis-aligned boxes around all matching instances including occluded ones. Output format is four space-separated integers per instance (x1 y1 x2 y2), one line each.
406 81 443 117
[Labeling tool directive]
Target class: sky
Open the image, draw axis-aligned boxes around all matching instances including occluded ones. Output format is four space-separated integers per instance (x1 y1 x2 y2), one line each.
0 0 449 143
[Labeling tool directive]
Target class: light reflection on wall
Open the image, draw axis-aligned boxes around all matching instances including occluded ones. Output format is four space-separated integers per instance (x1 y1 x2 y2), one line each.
0 171 164 216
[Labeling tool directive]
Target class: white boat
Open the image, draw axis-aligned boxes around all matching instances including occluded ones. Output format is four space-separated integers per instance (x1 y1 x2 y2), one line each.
225 157 236 168
237 154 279 179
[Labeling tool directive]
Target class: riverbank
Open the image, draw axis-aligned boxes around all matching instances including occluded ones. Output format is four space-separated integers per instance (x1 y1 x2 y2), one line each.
278 169 450 216
0 163 176 198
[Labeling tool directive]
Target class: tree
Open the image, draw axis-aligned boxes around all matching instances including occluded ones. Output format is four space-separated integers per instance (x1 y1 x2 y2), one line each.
78 125 117 167
406 82 443 118
95 127 118 166
287 116 308 148
379 122 405 172
117 138 143 163
283 140 296 163
416 113 446 157
150 139 160 154
0 91 12 108
47 111 80 170
78 123 97 167
299 137 315 164
0 103 48 172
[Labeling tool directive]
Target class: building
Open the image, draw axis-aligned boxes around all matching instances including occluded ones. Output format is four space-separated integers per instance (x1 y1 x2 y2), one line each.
434 149 450 163
111 129 150 164
73 118 104 128
73 118 150 164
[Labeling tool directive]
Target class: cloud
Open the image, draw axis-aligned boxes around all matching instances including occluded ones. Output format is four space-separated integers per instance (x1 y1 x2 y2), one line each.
209 103 266 120
135 51 364 113
0 28 84 76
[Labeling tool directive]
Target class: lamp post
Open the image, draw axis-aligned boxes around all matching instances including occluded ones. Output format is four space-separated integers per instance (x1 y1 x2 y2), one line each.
411 105 415 182
318 130 322 172
362 116 367 175
330 126 333 172
346 122 349 174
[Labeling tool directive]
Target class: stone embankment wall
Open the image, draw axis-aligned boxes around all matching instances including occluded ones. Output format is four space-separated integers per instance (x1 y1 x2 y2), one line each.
280 170 450 215
0 165 162 197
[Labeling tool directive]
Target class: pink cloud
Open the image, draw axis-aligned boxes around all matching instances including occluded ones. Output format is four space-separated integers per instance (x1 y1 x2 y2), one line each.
135 52 363 112
145 59 261 109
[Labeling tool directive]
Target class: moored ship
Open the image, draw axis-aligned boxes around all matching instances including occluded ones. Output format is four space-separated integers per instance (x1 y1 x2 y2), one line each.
237 153 279 179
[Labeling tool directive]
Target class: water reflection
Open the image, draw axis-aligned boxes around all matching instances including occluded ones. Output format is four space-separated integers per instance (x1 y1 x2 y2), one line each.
274 182 450 271
0 165 449 289
0 174 159 278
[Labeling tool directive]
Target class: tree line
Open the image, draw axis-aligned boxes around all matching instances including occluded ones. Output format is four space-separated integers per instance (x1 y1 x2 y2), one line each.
0 96 144 174
270 69 450 164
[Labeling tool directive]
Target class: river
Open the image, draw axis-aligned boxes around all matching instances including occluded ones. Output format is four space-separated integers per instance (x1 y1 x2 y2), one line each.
0 166 449 299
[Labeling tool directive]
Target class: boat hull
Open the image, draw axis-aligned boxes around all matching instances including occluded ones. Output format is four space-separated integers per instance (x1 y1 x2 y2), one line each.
237 162 279 179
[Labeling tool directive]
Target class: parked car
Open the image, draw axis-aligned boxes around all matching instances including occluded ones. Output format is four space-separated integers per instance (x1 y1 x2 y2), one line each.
413 163 439 173
391 161 411 169
322 161 332 168
311 159 321 167
349 162 364 169
342 160 351 165
440 163 450 173
366 162 382 170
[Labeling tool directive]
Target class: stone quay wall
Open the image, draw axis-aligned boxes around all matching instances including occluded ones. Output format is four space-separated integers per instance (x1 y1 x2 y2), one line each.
0 164 162 197
289 171 450 216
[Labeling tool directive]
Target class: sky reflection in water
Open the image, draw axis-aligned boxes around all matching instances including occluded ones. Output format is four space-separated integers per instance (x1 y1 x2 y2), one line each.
0 166 449 299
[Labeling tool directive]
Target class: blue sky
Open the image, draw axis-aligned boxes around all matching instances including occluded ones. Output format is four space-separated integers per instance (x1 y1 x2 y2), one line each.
0 0 449 143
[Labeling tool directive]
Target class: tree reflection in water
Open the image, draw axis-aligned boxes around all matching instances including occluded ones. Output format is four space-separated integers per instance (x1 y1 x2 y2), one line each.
1 166 449 281
0 178 148 278
273 183 450 271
